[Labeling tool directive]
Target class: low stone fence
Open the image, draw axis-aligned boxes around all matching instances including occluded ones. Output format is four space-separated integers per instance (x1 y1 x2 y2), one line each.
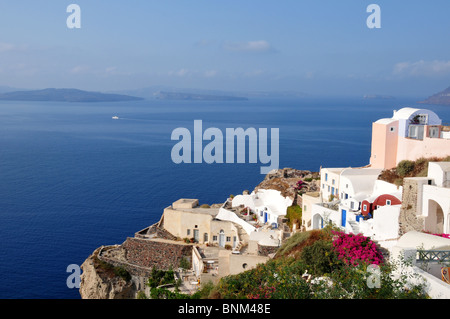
135 223 177 241
258 243 279 256
98 245 154 278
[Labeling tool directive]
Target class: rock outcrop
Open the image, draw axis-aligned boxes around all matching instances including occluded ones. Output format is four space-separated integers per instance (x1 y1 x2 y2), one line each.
79 247 137 299
253 168 320 205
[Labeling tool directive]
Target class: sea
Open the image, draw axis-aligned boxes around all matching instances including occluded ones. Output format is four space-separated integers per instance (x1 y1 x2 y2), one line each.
0 96 449 299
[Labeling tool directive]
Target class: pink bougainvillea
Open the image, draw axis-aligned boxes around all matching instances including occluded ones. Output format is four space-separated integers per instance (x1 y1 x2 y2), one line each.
423 231 450 239
331 231 384 266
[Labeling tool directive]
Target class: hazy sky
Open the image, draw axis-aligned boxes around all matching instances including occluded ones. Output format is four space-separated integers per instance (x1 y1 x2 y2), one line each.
1 0 450 97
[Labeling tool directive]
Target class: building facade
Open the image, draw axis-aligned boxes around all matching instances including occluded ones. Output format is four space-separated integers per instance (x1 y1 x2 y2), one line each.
370 107 450 170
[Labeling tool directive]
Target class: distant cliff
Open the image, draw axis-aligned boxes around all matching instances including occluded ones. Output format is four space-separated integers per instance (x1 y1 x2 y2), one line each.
418 86 450 106
0 88 144 103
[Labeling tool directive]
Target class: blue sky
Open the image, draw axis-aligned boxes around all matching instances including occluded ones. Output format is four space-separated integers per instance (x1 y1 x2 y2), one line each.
0 0 450 97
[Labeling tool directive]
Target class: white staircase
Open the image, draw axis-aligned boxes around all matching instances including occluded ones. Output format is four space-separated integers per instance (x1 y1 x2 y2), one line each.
348 220 360 234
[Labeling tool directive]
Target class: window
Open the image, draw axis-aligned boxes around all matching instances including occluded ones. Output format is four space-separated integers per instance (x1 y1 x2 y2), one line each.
390 127 395 132
322 184 325 189
351 202 354 209
386 200 391 206
363 204 368 211
332 179 335 185
187 229 191 236
409 125 424 140
328 186 330 192
331 187 335 195
429 126 439 138
226 236 231 242
213 235 217 241
325 173 328 181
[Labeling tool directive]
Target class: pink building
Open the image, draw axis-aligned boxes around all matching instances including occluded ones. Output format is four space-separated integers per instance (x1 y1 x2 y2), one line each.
370 107 450 169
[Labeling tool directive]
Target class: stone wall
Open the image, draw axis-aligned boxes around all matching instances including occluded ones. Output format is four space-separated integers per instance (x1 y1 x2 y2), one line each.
258 244 279 256
135 223 177 240
398 179 425 236
122 238 192 271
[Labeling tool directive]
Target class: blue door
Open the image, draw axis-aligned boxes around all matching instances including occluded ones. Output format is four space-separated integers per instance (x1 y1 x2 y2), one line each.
341 209 347 227
264 212 268 223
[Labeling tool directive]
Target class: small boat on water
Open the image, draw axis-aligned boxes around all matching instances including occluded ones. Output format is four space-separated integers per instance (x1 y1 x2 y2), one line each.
112 116 119 120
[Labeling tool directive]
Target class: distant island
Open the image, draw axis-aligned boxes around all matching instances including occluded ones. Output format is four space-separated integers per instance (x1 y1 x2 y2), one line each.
363 94 395 100
418 86 450 106
156 91 248 101
0 88 144 103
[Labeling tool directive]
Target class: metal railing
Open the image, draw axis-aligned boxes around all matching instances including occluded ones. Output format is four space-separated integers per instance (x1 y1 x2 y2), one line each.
417 250 450 262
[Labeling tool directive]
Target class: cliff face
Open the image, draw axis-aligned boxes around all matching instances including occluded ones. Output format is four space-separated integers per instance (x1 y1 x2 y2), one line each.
79 247 137 299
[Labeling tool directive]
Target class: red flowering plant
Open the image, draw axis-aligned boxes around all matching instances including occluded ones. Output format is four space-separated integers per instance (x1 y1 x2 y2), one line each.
293 180 306 195
423 231 450 239
331 231 384 266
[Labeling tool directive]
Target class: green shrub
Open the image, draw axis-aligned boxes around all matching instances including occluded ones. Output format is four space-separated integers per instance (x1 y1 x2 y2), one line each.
179 257 190 270
300 239 341 276
286 205 302 229
114 266 131 281
397 160 415 176
147 267 176 288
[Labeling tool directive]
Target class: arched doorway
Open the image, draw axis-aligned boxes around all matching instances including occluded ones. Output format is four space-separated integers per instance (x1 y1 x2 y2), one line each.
219 230 225 247
425 200 444 234
313 214 324 230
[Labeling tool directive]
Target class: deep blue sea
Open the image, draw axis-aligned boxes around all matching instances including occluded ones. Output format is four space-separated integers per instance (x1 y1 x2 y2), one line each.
0 97 449 299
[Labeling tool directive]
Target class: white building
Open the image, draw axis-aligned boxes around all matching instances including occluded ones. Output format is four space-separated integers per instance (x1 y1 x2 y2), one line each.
416 162 450 234
320 167 346 201
231 189 293 227
311 162 450 246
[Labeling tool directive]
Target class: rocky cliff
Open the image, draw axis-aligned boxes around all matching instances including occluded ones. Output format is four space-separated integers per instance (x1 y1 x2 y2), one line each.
79 247 137 299
253 168 320 205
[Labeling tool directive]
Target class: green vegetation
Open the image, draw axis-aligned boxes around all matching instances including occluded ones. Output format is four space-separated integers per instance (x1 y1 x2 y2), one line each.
147 267 177 288
141 227 429 299
285 205 302 229
379 155 450 185
140 267 192 299
192 226 429 299
92 252 131 282
397 160 416 177
179 257 190 270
